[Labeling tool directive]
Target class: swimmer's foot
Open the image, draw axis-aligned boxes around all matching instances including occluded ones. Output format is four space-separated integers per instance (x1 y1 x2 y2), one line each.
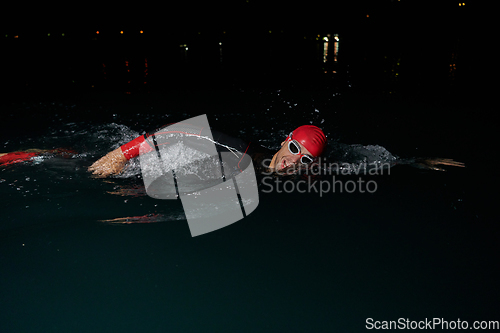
0 151 41 166
415 158 465 171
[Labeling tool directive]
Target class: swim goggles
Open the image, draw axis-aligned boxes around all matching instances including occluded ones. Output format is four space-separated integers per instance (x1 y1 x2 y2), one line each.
287 132 314 165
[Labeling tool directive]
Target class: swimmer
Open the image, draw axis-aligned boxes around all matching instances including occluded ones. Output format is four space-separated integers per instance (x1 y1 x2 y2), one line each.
1 125 464 174
87 124 464 177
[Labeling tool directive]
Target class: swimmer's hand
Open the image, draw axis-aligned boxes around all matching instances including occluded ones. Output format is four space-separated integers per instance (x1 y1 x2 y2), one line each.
88 148 127 177
415 158 465 171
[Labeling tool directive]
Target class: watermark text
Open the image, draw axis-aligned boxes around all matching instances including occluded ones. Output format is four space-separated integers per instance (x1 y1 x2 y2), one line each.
366 318 499 330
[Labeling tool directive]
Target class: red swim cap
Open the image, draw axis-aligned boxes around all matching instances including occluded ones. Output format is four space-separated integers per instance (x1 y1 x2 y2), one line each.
288 125 327 157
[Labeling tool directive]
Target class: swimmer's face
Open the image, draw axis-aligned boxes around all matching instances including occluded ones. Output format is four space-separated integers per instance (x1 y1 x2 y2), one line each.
270 139 313 174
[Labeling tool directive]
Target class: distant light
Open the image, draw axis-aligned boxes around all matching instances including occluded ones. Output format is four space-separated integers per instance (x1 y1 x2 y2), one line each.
140 30 144 34
323 36 329 42
14 35 18 39
47 33 51 37
120 31 124 35
61 33 65 37
366 14 370 18
96 31 100 35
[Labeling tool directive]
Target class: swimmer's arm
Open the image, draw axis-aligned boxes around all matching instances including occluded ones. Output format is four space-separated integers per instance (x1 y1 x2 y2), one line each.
88 147 128 177
88 134 153 177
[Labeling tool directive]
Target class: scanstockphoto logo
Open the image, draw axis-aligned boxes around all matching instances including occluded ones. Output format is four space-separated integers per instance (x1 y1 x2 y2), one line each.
138 114 259 237
260 158 391 196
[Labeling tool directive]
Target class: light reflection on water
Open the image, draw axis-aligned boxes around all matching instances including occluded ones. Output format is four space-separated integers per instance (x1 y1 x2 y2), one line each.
322 33 339 63
2 29 465 98
99 213 185 224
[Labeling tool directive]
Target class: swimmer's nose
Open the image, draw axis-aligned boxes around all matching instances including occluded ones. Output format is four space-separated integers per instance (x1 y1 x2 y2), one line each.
289 154 300 164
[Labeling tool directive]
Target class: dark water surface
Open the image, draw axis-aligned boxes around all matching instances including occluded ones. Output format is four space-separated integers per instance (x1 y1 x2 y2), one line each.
1 24 498 332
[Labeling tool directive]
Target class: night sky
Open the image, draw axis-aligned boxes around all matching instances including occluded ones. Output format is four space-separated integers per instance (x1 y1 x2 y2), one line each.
2 0 469 36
